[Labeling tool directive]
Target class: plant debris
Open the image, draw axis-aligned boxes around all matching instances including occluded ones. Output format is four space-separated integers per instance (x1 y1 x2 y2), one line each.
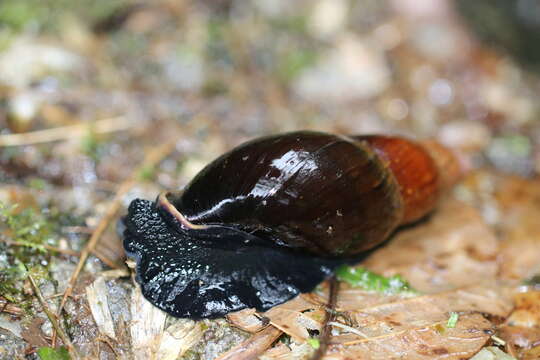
1 1 540 359
447 312 459 328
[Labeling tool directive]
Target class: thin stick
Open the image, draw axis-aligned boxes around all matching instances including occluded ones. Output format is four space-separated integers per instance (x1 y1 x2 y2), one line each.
62 226 95 234
342 320 448 346
97 335 119 357
91 249 123 269
53 140 176 341
0 116 131 147
0 297 23 316
0 239 80 256
28 274 80 359
311 276 339 360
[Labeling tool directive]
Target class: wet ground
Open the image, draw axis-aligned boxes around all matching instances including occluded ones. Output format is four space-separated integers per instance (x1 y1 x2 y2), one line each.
1 1 540 359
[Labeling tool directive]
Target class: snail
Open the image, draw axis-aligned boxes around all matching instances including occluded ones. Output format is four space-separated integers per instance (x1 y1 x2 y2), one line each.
123 131 461 319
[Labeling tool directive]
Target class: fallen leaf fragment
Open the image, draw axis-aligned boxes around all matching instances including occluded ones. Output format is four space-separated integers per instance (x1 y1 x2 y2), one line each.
260 342 314 360
215 325 283 360
363 198 498 293
522 345 540 360
265 296 325 342
129 288 167 360
331 313 491 360
506 291 540 328
227 308 266 333
463 173 540 281
263 284 512 360
86 277 116 339
470 346 516 360
498 290 540 355
157 320 205 360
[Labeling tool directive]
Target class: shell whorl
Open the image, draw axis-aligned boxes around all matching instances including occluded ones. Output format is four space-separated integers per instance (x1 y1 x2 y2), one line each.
167 131 405 257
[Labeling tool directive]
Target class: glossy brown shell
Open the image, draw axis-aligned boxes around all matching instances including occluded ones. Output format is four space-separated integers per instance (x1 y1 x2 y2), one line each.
168 131 405 256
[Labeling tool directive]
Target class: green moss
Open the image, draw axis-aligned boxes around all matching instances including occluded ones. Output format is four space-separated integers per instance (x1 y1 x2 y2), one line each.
137 165 156 182
0 0 130 34
269 16 309 34
336 265 418 295
80 128 104 162
77 0 127 24
201 78 229 97
1 203 54 251
0 29 15 52
181 349 201 360
277 49 317 83
28 178 47 191
0 0 46 30
0 201 58 307
205 19 233 67
524 274 540 286
0 261 27 302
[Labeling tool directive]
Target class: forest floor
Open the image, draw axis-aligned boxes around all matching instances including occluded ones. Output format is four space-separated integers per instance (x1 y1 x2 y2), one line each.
1 1 540 359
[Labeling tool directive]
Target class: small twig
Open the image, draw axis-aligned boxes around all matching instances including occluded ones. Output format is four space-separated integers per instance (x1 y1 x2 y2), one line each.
28 274 80 360
342 319 449 346
327 321 368 338
310 276 339 360
0 297 23 316
91 248 124 269
45 293 66 300
215 325 283 360
0 116 131 147
0 239 80 257
53 140 176 345
97 336 119 357
62 226 95 234
491 335 506 346
61 227 124 267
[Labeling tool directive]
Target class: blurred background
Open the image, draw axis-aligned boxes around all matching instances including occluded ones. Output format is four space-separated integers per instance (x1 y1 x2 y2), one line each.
1 0 540 191
2 1 540 358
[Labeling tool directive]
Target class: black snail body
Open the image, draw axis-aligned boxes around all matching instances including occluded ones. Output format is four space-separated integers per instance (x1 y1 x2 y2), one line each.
123 131 461 319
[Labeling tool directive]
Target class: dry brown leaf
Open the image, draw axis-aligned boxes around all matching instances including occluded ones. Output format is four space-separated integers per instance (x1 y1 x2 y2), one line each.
306 286 415 312
226 308 266 333
363 198 498 293
261 342 314 360
307 283 511 318
264 297 325 342
215 325 283 360
522 345 540 360
491 176 540 281
506 291 540 328
20 317 49 348
328 313 491 360
465 346 515 360
263 284 512 360
498 290 540 355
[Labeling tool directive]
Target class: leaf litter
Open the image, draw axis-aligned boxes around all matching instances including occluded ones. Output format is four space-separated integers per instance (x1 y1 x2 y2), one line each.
2 1 540 358
55 171 537 359
224 173 540 359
